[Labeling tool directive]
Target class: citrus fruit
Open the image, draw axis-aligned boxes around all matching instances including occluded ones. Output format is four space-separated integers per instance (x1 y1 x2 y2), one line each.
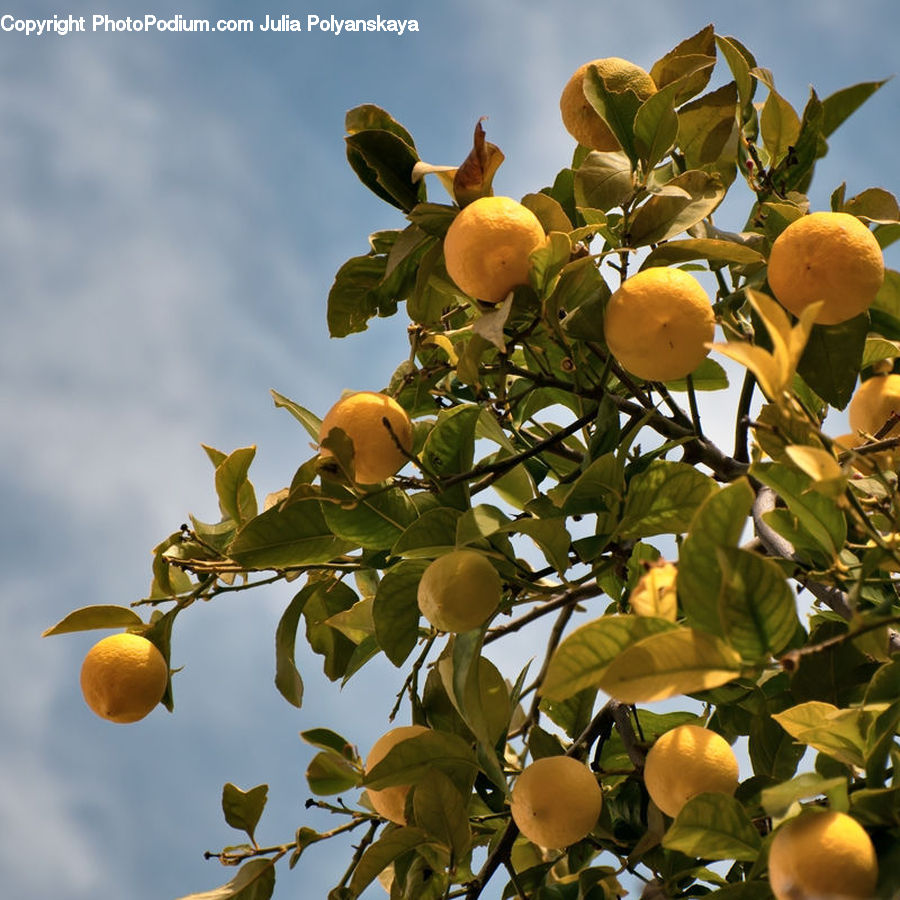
318 391 413 484
604 267 715 382
643 724 739 818
364 724 429 825
443 196 546 304
560 57 657 151
848 374 900 440
629 561 678 621
417 549 502 633
767 211 884 325
768 809 878 900
80 633 168 724
510 755 603 848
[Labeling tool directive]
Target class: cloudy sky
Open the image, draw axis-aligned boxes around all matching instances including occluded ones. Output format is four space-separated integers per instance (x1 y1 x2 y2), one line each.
4 1 899 898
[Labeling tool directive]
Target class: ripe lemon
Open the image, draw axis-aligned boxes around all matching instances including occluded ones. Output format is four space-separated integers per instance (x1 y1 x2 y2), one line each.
604 267 715 382
510 755 603 848
643 724 739 818
630 561 678 621
80 633 168 724
318 391 413 484
848 374 900 440
417 549 502 633
443 196 546 305
767 211 884 325
364 724 429 825
768 810 878 900
560 57 657 151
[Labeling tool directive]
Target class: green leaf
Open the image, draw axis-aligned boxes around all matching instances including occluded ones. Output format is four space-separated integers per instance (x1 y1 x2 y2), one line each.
345 108 423 212
633 81 681 171
175 859 275 900
676 82 739 172
749 712 806 782
757 73 800 166
759 772 849 817
650 25 716 104
627 170 726 246
842 187 900 224
363 729 478 792
715 34 757 116
751 462 846 561
560 453 624 517
772 701 868 768
582 64 643 166
41 604 144 637
274 587 310 707
596 627 743 703
222 783 268 844
505 517 571 574
541 615 678 702
642 238 763 269
373 559 428 667
347 827 430 899
422 405 482 509
300 728 356 758
229 496 356 569
305 751 362 796
797 314 868 409
271 390 322 442
618 461 717 539
412 770 472 859
326 253 389 339
573 151 634 214
716 546 801 662
662 793 761 861
214 446 258 527
821 79 890 138
392 506 461 557
665 357 730 392
321 482 417 549
303 579 359 682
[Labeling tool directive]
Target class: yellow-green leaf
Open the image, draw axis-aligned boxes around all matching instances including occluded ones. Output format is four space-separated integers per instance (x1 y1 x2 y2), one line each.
596 628 743 703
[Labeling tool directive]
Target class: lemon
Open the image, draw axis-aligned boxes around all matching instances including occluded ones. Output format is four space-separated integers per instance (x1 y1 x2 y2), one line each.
629 561 678 621
768 810 878 899
443 196 546 304
848 374 900 440
833 431 899 474
364 724 429 825
767 211 884 325
643 724 739 818
318 391 413 484
80 633 168 724
604 267 715 382
560 57 657 151
417 549 502 633
510 755 603 848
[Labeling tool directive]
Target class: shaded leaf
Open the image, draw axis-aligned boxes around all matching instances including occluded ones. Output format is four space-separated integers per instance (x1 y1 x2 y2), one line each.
373 559 428 667
797 314 868 409
306 751 362 796
271 390 321 441
412 770 472 858
274 587 309 708
573 151 634 213
347 827 430 899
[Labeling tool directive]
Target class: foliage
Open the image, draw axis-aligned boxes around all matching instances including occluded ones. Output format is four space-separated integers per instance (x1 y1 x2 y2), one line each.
45 24 900 900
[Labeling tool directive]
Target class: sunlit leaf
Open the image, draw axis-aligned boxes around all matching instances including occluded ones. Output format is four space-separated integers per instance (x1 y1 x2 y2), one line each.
772 701 868 768
176 859 275 900
42 605 144 637
662 793 761 860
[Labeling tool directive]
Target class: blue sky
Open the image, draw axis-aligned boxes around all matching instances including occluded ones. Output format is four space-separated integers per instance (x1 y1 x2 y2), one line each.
3 2 899 898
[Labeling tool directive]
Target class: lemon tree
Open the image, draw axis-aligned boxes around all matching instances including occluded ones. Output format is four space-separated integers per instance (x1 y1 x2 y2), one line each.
44 24 900 900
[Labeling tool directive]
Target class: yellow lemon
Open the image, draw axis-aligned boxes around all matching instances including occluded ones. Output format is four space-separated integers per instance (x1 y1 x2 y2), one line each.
643 724 739 818
80 633 168 724
629 561 678 621
443 196 546 304
318 391 413 484
560 57 657 151
848 374 900 440
364 724 429 825
417 549 502 633
604 267 715 382
510 755 603 848
767 211 884 325
768 810 878 900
